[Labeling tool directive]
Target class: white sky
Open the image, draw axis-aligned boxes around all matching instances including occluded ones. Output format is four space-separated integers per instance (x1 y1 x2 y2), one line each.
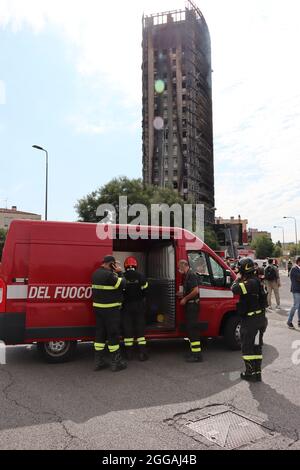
0 0 299 242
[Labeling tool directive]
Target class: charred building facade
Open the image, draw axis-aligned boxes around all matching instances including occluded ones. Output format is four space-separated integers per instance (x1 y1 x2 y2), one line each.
142 1 215 223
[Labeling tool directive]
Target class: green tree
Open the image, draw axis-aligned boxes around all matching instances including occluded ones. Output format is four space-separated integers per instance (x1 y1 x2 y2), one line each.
75 177 191 226
290 243 300 257
204 227 220 251
251 235 274 259
273 245 283 258
0 228 7 259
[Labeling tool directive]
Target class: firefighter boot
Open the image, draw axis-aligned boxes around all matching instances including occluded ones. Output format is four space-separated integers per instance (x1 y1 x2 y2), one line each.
94 351 108 371
138 345 149 362
241 360 256 382
111 350 127 372
254 347 262 382
255 359 262 382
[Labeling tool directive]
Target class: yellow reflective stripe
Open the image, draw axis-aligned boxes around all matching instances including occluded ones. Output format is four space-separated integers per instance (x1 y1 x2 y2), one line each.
191 348 202 353
141 282 149 290
93 302 122 308
240 283 247 295
243 355 263 361
247 310 262 317
94 343 105 351
114 277 122 289
191 341 201 346
137 337 146 345
124 338 134 346
108 345 120 353
92 277 122 291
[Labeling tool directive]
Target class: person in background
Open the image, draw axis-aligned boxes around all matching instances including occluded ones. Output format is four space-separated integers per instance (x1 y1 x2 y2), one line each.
288 259 293 277
264 258 281 310
287 256 300 329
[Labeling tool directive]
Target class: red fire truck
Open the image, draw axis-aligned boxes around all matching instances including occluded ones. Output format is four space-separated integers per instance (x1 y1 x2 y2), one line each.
0 220 240 363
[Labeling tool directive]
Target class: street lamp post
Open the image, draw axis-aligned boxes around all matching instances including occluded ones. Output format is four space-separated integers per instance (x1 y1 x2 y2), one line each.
273 225 285 253
283 216 298 256
32 145 48 221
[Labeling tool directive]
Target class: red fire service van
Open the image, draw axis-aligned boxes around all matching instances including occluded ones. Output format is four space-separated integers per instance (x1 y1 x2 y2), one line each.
0 220 240 363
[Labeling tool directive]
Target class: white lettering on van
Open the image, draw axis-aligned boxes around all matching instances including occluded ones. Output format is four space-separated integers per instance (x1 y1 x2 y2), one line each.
28 286 37 299
37 287 48 299
85 287 92 299
77 287 85 299
29 286 92 300
54 287 63 299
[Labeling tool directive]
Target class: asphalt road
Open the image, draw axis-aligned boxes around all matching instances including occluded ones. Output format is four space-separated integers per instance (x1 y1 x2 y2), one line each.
0 270 299 450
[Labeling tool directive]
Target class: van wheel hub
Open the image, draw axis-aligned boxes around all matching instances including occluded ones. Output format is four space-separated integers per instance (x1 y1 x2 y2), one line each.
235 323 241 343
45 341 70 356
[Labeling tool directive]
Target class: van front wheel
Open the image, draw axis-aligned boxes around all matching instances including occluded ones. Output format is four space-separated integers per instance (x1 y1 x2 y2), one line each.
37 340 77 363
224 316 242 350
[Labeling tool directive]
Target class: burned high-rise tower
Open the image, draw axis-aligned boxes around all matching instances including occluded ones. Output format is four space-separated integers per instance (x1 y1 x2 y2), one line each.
142 1 215 223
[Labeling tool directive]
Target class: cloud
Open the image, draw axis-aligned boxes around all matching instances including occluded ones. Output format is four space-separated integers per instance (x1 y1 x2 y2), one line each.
67 114 140 135
0 0 299 240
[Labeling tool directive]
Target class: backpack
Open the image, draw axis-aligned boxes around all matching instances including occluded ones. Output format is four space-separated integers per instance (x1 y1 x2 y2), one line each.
265 265 277 281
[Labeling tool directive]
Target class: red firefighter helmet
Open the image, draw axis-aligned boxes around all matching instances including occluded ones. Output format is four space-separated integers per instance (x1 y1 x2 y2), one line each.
124 257 138 269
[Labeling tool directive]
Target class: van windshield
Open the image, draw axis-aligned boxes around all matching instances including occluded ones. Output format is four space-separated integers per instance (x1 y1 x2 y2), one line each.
188 251 226 288
188 252 211 286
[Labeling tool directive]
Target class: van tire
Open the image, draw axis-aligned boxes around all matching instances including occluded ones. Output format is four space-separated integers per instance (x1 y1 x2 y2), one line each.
223 316 242 350
37 340 77 363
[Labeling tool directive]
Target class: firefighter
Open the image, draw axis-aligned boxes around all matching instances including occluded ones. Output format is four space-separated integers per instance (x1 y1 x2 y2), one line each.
231 258 268 382
178 260 202 363
92 255 127 372
122 257 149 361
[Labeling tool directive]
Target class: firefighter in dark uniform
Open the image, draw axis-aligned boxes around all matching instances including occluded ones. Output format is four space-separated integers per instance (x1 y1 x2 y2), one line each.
178 260 202 363
122 257 149 361
231 258 268 382
92 255 127 372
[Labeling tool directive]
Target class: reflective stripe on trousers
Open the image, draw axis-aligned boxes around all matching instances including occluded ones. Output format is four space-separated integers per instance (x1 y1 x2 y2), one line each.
137 337 147 346
93 302 122 308
243 355 263 361
190 340 201 353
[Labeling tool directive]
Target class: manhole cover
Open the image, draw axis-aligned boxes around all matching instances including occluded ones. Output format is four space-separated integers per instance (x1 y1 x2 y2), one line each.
187 411 271 449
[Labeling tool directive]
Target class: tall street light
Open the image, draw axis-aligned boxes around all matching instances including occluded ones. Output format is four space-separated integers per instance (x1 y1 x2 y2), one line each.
283 216 298 255
32 145 48 221
273 225 285 253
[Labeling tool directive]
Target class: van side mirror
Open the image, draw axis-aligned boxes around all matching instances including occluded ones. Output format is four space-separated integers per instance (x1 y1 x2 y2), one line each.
225 270 233 288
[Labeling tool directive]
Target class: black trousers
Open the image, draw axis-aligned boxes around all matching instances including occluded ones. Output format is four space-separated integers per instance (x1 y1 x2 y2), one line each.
94 307 121 352
122 300 146 346
185 302 201 352
241 314 268 358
